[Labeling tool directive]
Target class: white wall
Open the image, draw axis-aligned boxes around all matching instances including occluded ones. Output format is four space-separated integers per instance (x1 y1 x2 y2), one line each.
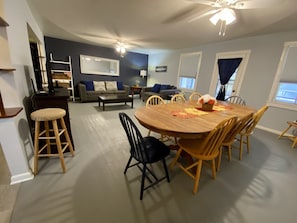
148 31 297 133
0 0 44 181
3 0 44 106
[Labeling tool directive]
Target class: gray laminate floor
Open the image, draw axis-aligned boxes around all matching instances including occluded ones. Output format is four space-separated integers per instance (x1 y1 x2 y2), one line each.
2 99 297 223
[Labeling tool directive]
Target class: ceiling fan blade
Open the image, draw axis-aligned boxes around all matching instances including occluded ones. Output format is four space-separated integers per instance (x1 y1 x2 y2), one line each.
232 0 283 9
188 9 220 22
186 0 222 8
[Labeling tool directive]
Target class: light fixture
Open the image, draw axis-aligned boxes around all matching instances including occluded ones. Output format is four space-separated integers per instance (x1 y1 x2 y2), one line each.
209 8 236 36
140 70 147 78
115 42 126 57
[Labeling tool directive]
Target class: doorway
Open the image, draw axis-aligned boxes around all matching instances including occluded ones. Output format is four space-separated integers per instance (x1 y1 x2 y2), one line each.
209 50 251 98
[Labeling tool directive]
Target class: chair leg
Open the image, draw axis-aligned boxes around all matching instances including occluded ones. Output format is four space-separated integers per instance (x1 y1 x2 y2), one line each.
52 120 66 173
278 124 291 138
193 160 202 194
162 159 170 182
246 135 250 153
124 156 133 174
239 135 244 160
170 148 183 169
33 121 40 175
227 145 232 161
140 164 147 200
147 130 151 136
217 146 222 171
59 118 75 156
211 159 216 179
44 121 51 154
292 136 297 148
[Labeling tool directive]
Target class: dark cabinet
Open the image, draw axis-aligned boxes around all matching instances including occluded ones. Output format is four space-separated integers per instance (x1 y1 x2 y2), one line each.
30 88 74 148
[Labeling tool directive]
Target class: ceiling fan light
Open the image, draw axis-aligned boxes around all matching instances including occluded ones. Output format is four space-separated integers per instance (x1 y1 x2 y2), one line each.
220 8 236 25
210 13 220 25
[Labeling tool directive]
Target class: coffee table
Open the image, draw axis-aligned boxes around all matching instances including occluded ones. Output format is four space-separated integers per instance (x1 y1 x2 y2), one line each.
98 95 133 111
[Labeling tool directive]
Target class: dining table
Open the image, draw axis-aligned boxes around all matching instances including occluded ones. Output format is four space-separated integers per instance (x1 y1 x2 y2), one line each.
134 100 256 139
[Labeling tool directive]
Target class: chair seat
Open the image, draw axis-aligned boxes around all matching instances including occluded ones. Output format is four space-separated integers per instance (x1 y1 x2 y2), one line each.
141 137 170 163
178 138 220 160
30 108 66 121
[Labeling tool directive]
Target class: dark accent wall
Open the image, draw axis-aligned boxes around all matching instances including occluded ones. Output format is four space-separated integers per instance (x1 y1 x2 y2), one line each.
44 36 148 96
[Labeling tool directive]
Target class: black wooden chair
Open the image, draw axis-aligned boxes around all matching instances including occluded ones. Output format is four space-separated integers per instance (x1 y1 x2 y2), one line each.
119 112 170 200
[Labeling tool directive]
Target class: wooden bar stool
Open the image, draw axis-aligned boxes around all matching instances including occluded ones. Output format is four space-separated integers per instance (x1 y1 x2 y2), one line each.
278 121 297 148
30 108 74 175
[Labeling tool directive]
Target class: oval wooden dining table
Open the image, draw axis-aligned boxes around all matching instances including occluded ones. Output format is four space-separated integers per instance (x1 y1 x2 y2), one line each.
134 101 256 139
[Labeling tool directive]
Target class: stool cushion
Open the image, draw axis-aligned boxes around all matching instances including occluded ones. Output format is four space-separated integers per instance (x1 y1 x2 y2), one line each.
31 108 66 121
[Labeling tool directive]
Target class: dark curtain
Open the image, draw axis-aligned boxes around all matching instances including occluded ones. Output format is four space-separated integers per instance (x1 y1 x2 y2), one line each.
216 58 242 100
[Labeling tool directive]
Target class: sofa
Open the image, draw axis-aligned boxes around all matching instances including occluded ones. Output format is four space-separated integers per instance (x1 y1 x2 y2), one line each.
78 80 129 102
141 83 180 102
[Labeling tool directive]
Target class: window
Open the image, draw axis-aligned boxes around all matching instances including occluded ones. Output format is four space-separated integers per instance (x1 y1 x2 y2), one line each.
177 52 202 91
269 41 297 110
179 77 195 89
275 82 297 104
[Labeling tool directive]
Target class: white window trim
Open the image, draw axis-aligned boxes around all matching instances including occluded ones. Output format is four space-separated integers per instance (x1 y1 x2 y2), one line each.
209 50 251 96
268 41 297 111
177 51 202 93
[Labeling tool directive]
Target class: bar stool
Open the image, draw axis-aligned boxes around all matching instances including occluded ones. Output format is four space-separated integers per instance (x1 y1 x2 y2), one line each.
30 108 74 175
278 121 297 148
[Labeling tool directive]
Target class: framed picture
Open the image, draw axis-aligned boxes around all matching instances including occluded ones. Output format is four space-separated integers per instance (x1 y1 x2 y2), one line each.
155 66 167 72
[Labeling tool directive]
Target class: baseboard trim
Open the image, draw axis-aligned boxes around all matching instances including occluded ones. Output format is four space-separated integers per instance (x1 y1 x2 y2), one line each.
256 125 282 136
11 172 34 185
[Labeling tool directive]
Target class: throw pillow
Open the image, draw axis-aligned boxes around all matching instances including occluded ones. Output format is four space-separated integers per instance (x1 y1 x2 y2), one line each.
151 84 161 93
105 81 118 91
82 80 94 91
117 81 124 90
160 84 170 91
93 81 106 91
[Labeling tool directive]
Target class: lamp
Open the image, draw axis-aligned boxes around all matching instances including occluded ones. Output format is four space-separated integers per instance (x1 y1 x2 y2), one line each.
140 70 147 78
115 42 126 57
209 8 236 36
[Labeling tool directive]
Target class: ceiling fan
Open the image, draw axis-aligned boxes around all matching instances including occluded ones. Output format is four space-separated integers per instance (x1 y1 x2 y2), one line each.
187 0 283 36
73 32 142 57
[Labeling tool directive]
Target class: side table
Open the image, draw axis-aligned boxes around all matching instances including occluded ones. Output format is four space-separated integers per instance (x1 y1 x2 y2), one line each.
130 86 142 99
278 121 297 148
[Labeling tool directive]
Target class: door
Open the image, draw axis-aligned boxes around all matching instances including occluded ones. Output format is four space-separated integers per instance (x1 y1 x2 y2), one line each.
209 50 250 98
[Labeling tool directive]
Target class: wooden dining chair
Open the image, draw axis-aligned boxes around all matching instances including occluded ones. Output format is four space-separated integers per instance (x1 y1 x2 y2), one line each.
225 96 246 105
217 112 253 170
237 105 268 159
119 112 170 200
278 121 297 148
170 116 237 194
170 94 186 103
145 95 169 141
189 92 202 102
146 95 165 107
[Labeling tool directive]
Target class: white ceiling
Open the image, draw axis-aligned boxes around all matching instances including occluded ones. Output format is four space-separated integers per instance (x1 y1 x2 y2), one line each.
26 0 297 54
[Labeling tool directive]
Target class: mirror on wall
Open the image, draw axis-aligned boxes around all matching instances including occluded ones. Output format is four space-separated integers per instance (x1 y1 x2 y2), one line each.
80 55 119 76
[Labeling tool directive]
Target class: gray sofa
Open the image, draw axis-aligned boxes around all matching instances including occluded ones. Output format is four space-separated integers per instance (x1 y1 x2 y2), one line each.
78 81 129 102
141 84 180 102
